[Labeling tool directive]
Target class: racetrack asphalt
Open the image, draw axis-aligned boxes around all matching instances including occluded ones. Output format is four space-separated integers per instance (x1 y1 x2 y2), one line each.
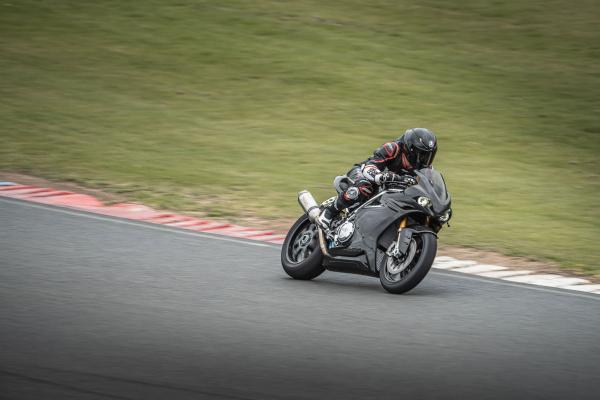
1 197 599 400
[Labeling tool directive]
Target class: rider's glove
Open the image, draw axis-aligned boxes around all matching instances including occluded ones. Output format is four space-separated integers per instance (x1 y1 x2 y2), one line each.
398 175 417 186
375 172 401 185
376 172 417 187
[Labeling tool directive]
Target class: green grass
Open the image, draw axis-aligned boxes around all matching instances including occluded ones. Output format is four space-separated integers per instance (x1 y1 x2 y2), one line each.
1 1 599 274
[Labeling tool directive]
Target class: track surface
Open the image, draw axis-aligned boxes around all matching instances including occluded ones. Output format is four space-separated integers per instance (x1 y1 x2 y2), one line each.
1 198 599 400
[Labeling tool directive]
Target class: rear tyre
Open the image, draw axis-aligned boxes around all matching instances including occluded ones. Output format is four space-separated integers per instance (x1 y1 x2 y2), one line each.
378 229 437 294
281 215 325 280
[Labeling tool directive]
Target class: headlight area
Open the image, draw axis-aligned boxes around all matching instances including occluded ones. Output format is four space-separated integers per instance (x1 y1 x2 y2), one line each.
438 209 452 223
417 196 432 208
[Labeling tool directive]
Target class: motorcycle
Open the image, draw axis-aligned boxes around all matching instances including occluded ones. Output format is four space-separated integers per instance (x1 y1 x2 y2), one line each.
281 167 452 294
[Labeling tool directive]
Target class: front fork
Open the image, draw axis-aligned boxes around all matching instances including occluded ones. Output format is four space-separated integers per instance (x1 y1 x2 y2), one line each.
399 217 408 230
389 217 423 258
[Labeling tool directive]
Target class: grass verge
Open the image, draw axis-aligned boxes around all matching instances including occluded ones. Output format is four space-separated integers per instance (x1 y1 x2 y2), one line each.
1 1 598 274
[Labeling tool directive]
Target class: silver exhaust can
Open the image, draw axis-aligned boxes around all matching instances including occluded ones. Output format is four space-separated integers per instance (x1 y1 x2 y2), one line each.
298 190 321 222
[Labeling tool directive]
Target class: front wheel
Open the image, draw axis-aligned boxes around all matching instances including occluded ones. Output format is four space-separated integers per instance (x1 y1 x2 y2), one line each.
281 215 325 280
378 229 437 294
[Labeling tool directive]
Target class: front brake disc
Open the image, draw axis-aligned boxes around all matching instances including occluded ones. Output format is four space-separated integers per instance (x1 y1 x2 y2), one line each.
387 240 417 274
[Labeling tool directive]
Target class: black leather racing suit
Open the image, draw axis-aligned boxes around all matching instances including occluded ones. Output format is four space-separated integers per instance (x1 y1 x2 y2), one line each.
328 139 413 215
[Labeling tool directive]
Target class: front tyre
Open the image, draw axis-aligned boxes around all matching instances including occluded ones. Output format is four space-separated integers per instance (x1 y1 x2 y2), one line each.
281 215 325 280
379 230 437 294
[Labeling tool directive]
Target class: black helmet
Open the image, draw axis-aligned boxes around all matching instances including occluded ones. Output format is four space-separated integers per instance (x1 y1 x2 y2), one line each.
400 128 437 169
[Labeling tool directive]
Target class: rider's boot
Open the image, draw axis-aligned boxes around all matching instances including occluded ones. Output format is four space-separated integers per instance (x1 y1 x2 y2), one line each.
316 201 341 231
316 207 334 230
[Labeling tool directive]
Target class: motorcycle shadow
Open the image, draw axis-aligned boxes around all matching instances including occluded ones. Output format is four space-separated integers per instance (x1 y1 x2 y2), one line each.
280 274 449 296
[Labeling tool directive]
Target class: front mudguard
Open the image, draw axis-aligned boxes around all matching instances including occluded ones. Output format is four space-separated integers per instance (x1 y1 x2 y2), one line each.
392 226 439 255
396 228 414 255
360 209 433 274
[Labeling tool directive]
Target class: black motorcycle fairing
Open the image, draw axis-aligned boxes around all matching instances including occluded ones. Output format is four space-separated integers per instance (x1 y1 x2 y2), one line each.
328 247 363 257
323 255 376 277
322 167 449 276
325 199 429 274
405 167 451 215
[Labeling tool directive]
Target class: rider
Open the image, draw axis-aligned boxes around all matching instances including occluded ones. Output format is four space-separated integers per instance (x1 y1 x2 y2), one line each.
317 128 438 229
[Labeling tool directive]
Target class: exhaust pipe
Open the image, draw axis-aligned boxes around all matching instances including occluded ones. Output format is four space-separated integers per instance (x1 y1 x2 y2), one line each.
298 190 321 222
298 190 331 257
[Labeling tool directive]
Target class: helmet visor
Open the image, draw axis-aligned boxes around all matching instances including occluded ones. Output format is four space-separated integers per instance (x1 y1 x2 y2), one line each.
415 148 436 168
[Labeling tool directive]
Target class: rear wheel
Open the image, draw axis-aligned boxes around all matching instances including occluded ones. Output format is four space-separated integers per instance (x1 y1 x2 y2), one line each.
378 228 437 294
281 215 325 280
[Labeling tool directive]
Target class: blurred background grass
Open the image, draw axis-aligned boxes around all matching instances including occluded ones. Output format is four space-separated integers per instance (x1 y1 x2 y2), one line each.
1 0 598 274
